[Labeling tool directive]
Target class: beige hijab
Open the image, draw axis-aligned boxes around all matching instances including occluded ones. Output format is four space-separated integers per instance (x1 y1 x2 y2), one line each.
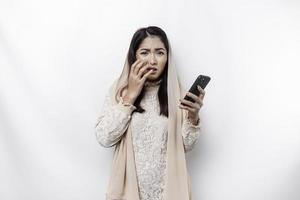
105 42 192 200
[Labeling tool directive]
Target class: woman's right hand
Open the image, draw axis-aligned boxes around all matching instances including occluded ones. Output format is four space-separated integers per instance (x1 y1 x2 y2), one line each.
123 59 154 104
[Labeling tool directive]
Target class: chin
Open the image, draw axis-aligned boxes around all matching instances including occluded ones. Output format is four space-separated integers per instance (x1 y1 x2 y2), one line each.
147 76 156 80
147 71 163 81
147 75 160 81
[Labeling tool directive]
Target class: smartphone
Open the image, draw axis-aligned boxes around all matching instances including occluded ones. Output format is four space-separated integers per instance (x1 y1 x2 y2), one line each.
181 75 211 104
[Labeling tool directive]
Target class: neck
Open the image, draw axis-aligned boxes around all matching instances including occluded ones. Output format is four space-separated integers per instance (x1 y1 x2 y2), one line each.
144 79 162 88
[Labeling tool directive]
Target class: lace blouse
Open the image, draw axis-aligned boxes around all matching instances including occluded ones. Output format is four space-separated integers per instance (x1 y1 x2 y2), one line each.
95 81 202 200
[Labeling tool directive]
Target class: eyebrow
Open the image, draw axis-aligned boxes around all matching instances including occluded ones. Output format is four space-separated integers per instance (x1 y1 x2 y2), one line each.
139 48 166 51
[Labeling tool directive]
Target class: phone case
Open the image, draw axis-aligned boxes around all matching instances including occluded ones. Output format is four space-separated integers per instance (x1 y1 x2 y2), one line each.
182 75 211 103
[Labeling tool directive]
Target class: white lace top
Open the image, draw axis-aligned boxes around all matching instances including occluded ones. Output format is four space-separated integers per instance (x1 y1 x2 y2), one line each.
95 81 202 200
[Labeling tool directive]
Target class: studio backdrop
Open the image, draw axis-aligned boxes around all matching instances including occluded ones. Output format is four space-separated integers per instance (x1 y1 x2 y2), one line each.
0 0 299 200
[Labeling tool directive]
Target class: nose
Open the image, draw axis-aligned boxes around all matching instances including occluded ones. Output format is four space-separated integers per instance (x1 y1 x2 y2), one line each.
149 53 157 66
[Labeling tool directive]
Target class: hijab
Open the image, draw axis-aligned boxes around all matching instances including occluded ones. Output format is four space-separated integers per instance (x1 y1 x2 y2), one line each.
105 42 192 200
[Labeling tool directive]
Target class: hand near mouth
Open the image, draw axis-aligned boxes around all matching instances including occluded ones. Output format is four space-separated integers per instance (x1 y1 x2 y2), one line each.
146 67 158 71
122 60 156 105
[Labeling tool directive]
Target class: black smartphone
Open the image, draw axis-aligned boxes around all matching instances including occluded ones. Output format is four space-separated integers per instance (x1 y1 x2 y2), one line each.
181 75 211 104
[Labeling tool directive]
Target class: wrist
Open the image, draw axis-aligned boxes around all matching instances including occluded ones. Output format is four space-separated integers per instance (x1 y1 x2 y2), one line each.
188 115 199 125
123 94 136 105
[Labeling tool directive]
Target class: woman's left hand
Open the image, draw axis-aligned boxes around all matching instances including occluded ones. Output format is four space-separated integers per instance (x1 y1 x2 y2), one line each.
179 85 205 125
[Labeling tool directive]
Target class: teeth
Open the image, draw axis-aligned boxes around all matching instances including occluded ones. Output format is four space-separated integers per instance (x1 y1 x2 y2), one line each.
147 67 157 71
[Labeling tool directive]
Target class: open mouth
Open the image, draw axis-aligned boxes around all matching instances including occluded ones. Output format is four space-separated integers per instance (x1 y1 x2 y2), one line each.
146 67 158 72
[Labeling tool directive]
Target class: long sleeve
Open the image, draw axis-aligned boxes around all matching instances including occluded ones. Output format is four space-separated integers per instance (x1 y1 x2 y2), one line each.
181 111 202 153
94 92 137 148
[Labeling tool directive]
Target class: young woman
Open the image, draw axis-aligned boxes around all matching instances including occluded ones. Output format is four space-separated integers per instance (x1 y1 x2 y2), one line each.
95 26 206 200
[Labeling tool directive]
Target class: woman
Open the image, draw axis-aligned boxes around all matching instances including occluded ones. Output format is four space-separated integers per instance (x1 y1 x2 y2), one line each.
95 26 206 200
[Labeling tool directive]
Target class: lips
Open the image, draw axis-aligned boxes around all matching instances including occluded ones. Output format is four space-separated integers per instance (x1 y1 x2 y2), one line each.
146 67 158 71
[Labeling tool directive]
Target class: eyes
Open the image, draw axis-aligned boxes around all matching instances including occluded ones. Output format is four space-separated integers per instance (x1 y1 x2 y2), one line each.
140 51 165 56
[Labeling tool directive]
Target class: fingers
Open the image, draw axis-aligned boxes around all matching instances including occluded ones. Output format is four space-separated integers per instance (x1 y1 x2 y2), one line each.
179 99 201 110
197 85 205 99
137 64 150 78
179 103 197 113
133 60 147 76
141 68 153 82
130 59 142 74
179 85 206 112
186 92 202 104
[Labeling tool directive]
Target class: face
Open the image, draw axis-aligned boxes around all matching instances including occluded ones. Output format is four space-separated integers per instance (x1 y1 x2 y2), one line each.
135 36 168 81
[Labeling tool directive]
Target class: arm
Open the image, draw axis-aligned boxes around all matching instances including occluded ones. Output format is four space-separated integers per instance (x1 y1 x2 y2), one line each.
181 111 202 153
94 92 136 148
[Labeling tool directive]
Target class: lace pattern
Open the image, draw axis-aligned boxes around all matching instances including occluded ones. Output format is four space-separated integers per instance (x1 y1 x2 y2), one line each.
95 83 202 199
131 85 168 200
95 93 135 147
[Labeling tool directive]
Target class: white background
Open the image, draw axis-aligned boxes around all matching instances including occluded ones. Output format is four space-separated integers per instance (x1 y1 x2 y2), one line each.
0 0 299 199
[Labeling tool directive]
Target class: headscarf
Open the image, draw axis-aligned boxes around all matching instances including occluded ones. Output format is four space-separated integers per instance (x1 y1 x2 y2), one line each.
105 42 192 200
